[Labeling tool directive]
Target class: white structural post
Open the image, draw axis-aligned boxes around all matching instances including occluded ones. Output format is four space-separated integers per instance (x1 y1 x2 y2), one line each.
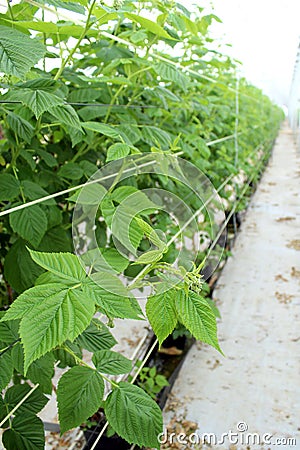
289 38 300 147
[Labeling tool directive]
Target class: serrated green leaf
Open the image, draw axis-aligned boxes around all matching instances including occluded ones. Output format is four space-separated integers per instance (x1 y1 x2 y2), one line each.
6 112 35 143
175 291 222 353
21 180 55 204
125 13 176 41
35 148 57 167
0 351 14 390
141 126 172 149
146 290 178 345
58 162 84 180
49 104 82 130
2 414 44 450
7 88 64 118
204 297 221 318
117 124 142 145
38 226 72 253
83 279 143 320
19 285 95 371
82 121 120 138
154 62 189 91
105 382 162 448
28 250 87 283
0 174 20 201
135 249 163 264
26 353 55 394
68 183 106 205
0 26 45 78
76 319 117 352
89 272 128 297
57 365 104 434
0 284 61 322
4 239 44 293
5 384 48 415
135 217 167 250
0 315 19 343
106 143 131 161
92 349 132 375
9 205 48 247
82 248 129 274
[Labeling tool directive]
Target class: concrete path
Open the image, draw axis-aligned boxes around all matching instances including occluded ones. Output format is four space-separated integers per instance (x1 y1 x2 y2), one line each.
163 124 300 450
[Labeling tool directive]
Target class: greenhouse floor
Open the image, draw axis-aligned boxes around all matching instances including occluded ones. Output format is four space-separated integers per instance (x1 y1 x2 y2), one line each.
163 123 300 449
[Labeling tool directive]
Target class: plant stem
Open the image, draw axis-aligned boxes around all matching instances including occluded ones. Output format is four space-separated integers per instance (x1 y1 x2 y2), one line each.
63 344 119 388
54 0 97 81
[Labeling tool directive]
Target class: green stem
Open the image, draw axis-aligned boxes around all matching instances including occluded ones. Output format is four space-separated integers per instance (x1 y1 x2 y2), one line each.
6 0 14 21
63 345 119 388
104 66 151 123
54 0 97 81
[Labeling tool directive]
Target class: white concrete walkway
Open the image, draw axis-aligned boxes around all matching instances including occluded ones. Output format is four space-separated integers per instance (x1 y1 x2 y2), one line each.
163 124 300 450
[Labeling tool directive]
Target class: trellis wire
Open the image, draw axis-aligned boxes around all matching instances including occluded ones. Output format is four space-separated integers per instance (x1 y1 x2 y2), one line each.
233 77 240 234
8 0 261 105
0 131 239 219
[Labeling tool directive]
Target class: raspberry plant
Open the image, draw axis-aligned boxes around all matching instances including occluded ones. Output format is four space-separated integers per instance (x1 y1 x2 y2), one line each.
0 0 283 449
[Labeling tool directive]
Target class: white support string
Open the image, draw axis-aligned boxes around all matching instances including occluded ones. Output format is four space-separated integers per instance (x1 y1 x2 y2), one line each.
0 133 239 219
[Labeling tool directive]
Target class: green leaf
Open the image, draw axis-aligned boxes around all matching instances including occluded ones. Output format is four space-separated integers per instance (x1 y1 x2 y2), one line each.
35 148 57 167
135 218 167 250
89 272 128 297
135 250 163 264
0 284 62 322
117 124 142 145
81 248 129 274
58 162 84 180
57 365 104 434
204 297 221 319
82 121 120 138
6 112 35 144
106 143 131 162
19 285 95 371
0 351 14 390
125 13 176 40
2 414 44 450
175 291 222 353
141 126 172 149
5 384 48 415
9 205 48 247
28 250 87 283
0 26 45 78
92 349 132 375
26 353 55 394
83 279 143 320
68 183 106 205
105 382 163 448
49 104 82 130
38 226 72 253
0 315 19 343
154 62 189 91
146 290 178 346
76 319 117 352
4 239 44 293
0 174 20 201
7 89 64 118
21 180 55 204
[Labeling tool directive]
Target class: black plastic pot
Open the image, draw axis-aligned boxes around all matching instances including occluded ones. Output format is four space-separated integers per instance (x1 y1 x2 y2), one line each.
83 429 130 450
